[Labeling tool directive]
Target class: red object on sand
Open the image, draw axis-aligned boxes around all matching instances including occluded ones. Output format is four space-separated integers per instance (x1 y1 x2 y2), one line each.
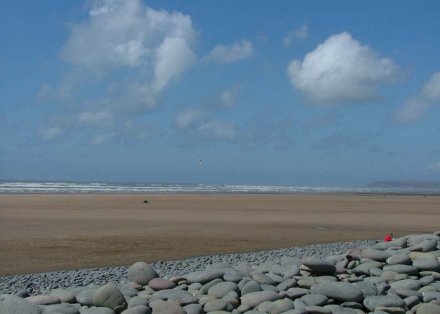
384 234 393 242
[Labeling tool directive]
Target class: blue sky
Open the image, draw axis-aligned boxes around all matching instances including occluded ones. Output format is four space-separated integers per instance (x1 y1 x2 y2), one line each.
1 0 440 186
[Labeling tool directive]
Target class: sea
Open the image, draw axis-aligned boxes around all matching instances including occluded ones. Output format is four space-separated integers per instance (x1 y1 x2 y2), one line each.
1 180 440 194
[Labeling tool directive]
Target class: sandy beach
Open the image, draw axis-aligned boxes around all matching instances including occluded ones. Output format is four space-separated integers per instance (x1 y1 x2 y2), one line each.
0 193 439 276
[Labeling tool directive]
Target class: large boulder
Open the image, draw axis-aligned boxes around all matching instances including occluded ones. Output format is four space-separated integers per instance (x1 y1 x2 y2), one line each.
127 262 157 285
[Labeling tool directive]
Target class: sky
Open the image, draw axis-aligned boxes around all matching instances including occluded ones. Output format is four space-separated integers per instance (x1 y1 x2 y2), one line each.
1 0 440 186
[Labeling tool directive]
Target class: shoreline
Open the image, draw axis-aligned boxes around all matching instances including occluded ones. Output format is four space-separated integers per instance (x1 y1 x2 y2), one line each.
1 193 439 275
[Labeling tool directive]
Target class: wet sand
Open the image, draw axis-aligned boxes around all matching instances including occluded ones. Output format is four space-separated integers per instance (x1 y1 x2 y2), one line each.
0 193 439 276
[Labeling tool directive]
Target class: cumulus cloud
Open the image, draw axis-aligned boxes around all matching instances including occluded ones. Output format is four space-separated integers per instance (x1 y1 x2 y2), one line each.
396 72 440 123
283 25 308 46
287 32 400 104
205 40 254 64
61 0 197 110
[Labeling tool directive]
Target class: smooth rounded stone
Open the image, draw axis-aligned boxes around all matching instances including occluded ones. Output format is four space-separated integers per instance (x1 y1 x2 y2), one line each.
394 288 423 299
26 295 61 305
353 281 378 297
148 278 175 291
76 289 97 306
376 282 391 295
203 299 229 312
416 303 440 314
208 281 238 298
50 289 76 303
375 306 406 314
298 278 318 289
80 307 115 314
222 290 239 302
92 284 127 313
363 295 405 311
375 241 404 250
260 284 279 292
0 294 43 314
240 291 280 308
301 294 328 306
234 263 254 276
404 295 420 309
251 272 276 285
325 304 360 314
381 271 402 282
182 303 202 314
364 277 386 285
270 298 294 314
304 305 332 314
310 282 363 302
41 303 80 314
383 265 419 276
121 289 138 298
391 279 421 291
280 257 302 266
286 287 310 298
277 278 298 291
128 296 149 308
387 254 412 265
150 289 197 305
241 281 261 295
361 249 392 262
409 252 437 261
266 272 284 283
223 270 243 282
186 270 225 284
409 240 438 253
120 305 150 314
423 292 440 303
200 279 223 294
340 301 363 309
256 300 275 313
419 286 438 293
149 300 185 314
421 271 440 280
370 268 384 276
302 257 336 275
413 260 440 272
420 276 435 286
352 262 383 275
294 298 306 310
127 263 157 286
283 265 301 278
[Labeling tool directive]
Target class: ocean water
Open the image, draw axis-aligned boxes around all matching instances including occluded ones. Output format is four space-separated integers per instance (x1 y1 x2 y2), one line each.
1 180 440 194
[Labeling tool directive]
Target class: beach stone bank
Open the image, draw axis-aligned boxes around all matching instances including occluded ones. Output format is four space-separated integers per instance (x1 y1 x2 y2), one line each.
1 232 440 314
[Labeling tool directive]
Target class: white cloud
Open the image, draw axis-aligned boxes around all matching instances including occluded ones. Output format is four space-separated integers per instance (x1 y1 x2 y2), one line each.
175 108 203 129
396 71 440 123
205 40 253 64
287 32 400 104
283 25 308 46
78 111 114 128
61 0 196 109
219 87 239 107
198 121 236 140
425 161 440 172
89 133 114 145
41 126 63 141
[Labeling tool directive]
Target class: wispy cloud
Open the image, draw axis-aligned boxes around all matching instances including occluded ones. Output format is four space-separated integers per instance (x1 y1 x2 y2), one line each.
287 32 400 104
204 39 254 64
396 71 440 123
424 161 440 172
283 25 309 46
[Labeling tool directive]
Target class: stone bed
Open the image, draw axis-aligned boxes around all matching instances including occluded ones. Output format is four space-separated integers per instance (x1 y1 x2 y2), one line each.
1 232 440 314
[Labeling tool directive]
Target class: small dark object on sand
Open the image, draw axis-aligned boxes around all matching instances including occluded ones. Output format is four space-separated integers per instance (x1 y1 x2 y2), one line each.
143 200 149 204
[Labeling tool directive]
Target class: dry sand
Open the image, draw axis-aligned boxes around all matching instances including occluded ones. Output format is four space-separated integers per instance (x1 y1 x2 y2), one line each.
0 193 439 276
